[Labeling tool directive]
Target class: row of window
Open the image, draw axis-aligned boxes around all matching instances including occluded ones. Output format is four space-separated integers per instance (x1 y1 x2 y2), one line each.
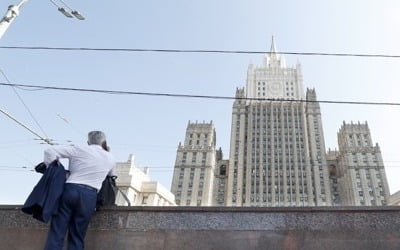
231 196 311 203
189 133 208 138
257 81 295 86
181 152 208 164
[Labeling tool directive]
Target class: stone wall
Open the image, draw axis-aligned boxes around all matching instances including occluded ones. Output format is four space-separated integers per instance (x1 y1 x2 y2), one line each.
1 205 400 250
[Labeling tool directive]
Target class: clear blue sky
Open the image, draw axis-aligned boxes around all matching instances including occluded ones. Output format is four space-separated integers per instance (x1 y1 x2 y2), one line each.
1 0 399 204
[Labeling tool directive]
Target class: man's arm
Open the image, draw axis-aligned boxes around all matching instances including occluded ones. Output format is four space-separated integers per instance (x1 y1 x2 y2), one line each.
44 145 76 166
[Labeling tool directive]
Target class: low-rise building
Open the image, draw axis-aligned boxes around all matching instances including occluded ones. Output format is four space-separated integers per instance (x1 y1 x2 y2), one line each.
115 154 176 206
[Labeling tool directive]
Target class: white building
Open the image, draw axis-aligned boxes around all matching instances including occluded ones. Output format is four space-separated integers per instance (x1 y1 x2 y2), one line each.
336 122 390 206
171 121 217 206
226 38 331 206
171 37 391 207
115 154 176 206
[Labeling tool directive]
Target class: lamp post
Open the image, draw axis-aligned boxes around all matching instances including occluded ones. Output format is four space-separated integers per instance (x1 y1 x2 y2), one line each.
0 0 84 144
0 0 85 40
0 0 28 40
0 0 85 145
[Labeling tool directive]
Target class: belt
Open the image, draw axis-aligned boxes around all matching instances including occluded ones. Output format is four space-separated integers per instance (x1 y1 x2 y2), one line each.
69 183 97 192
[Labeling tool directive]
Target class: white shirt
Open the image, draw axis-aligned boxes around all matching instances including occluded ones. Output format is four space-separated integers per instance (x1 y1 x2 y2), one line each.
44 144 116 191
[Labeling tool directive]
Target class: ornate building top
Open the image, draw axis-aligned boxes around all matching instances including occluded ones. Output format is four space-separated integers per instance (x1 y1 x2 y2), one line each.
245 36 304 100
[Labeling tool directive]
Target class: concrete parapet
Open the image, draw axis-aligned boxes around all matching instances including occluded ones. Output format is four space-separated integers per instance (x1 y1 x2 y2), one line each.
1 206 400 250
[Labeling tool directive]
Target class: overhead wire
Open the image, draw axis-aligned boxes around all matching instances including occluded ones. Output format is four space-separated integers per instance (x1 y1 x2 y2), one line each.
0 46 400 59
1 82 400 107
0 70 50 139
0 47 399 174
0 108 54 145
48 0 60 8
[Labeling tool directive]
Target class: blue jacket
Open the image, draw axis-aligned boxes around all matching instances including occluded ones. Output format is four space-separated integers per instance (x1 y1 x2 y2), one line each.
21 161 66 223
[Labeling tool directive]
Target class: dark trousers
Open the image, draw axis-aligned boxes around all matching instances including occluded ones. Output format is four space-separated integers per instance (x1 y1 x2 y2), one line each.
44 183 97 250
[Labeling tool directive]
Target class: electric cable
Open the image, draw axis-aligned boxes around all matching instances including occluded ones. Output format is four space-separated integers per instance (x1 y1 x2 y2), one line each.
0 107 54 145
0 70 50 139
1 82 400 106
0 46 400 59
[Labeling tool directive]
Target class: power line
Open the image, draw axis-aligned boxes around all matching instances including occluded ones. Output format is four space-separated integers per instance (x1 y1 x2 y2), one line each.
0 46 400 59
0 69 50 139
1 82 400 106
0 107 54 145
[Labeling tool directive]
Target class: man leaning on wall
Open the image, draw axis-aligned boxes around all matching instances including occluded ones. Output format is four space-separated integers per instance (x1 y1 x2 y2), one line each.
43 131 116 250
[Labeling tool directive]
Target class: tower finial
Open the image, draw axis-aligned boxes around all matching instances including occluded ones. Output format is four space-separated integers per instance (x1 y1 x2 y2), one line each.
270 35 277 53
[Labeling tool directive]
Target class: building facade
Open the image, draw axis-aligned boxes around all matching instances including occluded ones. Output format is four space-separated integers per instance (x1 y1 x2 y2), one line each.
171 121 217 206
226 38 331 207
115 154 176 206
335 122 390 206
326 149 341 205
171 38 391 207
212 148 229 206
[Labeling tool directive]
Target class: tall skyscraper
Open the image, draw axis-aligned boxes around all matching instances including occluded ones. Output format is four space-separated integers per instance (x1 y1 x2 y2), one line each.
171 121 217 206
335 122 390 205
226 37 331 206
171 38 390 207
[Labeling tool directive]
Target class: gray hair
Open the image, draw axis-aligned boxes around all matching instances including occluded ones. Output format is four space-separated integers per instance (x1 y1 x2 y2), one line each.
87 131 107 145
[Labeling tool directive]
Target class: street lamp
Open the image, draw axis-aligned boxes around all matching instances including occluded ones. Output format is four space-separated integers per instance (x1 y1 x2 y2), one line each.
49 0 85 20
71 10 85 20
0 0 28 39
0 0 85 40
57 7 73 18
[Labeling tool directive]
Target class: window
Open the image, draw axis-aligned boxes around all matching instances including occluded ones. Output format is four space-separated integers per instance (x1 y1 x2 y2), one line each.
192 153 197 163
142 196 148 204
182 152 187 163
220 165 226 175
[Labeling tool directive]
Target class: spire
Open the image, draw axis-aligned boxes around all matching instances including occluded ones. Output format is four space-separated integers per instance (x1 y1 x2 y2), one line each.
270 35 277 53
262 36 286 68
